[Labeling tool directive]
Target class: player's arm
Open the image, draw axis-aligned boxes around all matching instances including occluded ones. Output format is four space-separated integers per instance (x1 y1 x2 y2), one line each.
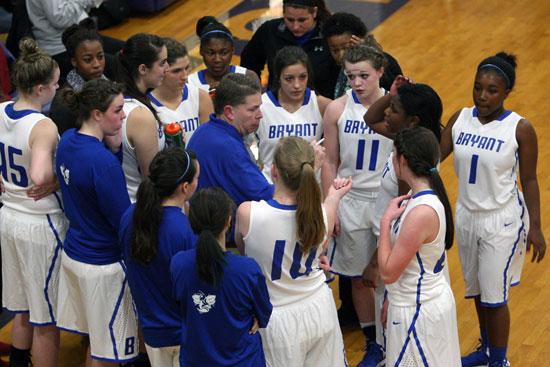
516 118 546 263
323 177 353 247
29 118 59 186
378 198 438 284
439 110 461 162
126 107 160 179
235 201 251 255
320 98 344 198
197 89 214 124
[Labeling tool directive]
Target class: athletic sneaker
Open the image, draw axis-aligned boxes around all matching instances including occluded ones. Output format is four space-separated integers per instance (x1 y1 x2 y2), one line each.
358 341 384 367
488 360 510 367
461 339 489 367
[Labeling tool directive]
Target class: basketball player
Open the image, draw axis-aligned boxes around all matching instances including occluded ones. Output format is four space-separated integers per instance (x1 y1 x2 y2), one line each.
440 52 546 367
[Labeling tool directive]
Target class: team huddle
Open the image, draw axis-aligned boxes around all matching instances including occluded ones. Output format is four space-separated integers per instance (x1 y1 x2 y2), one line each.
0 1 546 367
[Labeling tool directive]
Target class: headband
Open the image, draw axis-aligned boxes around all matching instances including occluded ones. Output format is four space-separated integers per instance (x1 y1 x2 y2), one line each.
478 64 511 88
176 151 191 183
200 30 233 41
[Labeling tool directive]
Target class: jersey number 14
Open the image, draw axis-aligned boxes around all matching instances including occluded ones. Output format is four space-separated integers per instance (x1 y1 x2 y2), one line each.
271 240 317 281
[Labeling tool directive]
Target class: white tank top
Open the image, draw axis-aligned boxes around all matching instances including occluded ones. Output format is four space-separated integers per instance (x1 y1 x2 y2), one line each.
188 65 247 93
256 88 323 181
244 199 328 307
452 107 521 211
0 102 63 214
337 89 393 200
122 97 166 202
148 84 200 142
386 190 448 306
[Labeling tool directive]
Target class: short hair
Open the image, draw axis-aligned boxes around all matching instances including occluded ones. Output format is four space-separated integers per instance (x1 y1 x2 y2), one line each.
322 12 368 39
163 37 188 66
213 73 261 115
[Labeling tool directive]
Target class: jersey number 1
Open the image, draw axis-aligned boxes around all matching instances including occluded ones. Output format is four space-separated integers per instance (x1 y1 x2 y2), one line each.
468 154 479 184
271 240 317 281
356 139 379 171
0 142 28 187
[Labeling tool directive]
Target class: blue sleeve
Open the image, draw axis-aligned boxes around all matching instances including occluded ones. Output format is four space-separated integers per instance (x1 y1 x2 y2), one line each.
94 162 131 233
225 151 274 206
249 263 272 328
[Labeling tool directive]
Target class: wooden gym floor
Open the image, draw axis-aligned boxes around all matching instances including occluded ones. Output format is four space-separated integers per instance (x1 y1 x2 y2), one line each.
1 0 548 365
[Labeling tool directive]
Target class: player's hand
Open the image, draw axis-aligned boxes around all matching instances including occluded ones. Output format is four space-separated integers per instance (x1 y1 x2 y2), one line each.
311 140 326 173
0 176 4 193
389 75 414 96
249 316 259 334
349 34 364 46
328 176 353 201
27 180 60 201
526 228 546 263
381 298 389 329
382 194 410 222
318 255 331 271
362 259 379 288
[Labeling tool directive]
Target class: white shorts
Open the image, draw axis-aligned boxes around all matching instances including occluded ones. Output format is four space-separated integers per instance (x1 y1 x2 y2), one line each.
455 193 528 306
260 285 347 367
327 195 378 277
145 344 180 367
1 207 68 325
56 252 139 362
386 285 460 367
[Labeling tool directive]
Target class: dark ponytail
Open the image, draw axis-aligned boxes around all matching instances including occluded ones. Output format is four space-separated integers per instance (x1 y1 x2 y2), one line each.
114 33 165 126
188 187 236 288
394 127 454 249
130 147 197 265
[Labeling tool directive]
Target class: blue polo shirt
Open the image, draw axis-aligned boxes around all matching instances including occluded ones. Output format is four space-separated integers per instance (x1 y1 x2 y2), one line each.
187 114 274 207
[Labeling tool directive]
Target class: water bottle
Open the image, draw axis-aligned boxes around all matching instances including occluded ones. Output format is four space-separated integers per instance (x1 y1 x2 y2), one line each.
165 123 185 148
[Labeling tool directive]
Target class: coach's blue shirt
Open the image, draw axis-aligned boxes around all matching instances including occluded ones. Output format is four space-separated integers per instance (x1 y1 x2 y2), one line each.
170 249 272 367
187 114 274 207
56 129 131 265
119 204 197 348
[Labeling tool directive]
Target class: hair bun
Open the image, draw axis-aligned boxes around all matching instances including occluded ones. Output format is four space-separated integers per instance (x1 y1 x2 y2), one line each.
19 38 41 60
495 52 517 69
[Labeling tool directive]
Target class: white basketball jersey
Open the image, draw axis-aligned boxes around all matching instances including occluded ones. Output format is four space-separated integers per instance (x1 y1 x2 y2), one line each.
148 84 200 141
373 151 398 236
244 199 328 307
122 98 166 202
0 102 63 214
256 88 323 180
188 65 247 92
386 190 448 306
337 89 393 200
452 107 521 211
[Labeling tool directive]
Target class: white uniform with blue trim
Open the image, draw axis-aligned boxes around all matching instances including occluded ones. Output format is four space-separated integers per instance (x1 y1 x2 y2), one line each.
148 84 200 142
256 88 323 181
386 190 460 367
326 89 393 276
0 101 68 325
244 199 347 367
452 107 527 305
122 97 166 202
188 65 247 92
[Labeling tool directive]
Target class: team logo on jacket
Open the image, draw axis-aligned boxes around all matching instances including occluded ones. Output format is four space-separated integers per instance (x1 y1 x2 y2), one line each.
192 291 216 313
60 164 70 185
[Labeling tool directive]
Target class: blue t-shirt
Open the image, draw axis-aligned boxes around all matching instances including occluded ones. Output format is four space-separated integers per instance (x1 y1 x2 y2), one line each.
119 204 198 348
56 129 131 265
187 114 274 207
170 249 272 367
